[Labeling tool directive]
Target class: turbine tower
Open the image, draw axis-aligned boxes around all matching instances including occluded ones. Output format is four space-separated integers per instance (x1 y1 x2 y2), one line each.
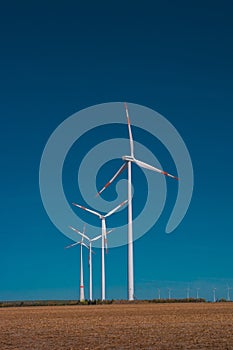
65 226 89 301
72 200 127 301
97 103 178 300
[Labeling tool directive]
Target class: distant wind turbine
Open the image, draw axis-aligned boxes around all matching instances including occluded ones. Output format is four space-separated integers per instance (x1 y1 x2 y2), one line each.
69 225 113 301
97 103 179 300
226 285 232 301
196 288 200 299
157 288 161 300
65 225 89 301
168 288 172 300
213 288 216 302
72 200 128 300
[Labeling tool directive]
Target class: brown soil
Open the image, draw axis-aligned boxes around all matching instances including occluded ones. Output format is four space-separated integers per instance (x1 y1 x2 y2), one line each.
1 303 233 349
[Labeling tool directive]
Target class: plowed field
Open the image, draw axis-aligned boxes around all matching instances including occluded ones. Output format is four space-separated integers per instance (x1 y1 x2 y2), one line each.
1 303 233 349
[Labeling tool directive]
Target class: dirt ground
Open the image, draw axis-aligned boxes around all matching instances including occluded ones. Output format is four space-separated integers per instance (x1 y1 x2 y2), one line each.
1 303 233 349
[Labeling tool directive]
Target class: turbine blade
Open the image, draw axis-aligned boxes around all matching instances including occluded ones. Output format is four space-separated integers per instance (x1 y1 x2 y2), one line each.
86 244 94 254
104 237 108 254
96 162 127 196
91 234 102 242
65 241 80 249
89 249 96 254
104 199 128 218
124 102 134 157
133 158 179 180
106 228 114 235
68 225 83 236
103 229 115 253
82 242 90 250
68 226 90 241
72 203 102 218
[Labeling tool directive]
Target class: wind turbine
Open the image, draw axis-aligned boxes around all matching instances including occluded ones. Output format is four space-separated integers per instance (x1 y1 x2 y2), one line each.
213 288 216 302
72 200 128 301
65 225 89 302
226 285 232 301
168 288 172 300
69 226 113 301
196 288 200 299
157 288 161 300
97 103 179 300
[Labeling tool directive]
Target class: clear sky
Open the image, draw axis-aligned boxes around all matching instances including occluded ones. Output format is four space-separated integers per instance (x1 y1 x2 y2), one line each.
1 1 233 301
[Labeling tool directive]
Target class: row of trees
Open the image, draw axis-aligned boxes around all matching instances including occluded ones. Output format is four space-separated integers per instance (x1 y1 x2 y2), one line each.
2 297 232 307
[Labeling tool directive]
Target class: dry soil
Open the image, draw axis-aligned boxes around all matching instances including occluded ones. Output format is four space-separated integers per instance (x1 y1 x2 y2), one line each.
1 303 233 349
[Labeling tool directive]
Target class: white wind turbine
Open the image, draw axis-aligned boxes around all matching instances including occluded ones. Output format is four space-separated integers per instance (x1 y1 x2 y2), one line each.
65 225 89 302
72 200 128 301
213 287 217 302
226 285 232 301
97 103 179 300
168 288 172 300
157 288 161 300
69 226 113 301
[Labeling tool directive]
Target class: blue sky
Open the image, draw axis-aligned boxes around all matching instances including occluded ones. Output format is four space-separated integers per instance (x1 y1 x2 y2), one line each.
1 1 233 301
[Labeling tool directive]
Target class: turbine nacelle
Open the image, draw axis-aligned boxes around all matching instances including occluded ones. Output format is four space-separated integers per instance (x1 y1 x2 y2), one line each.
122 155 134 162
